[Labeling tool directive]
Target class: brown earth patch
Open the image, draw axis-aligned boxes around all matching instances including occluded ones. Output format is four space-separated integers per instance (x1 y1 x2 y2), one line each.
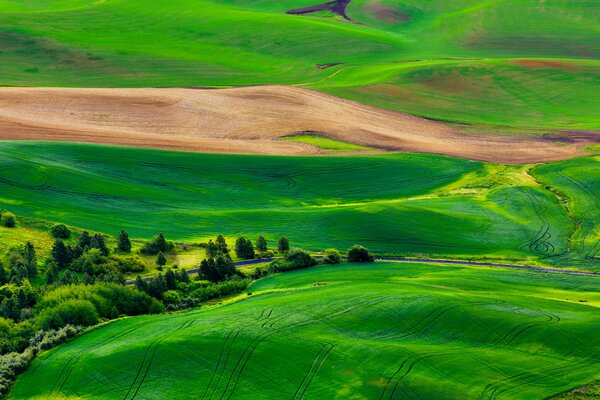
287 0 352 21
513 59 579 71
0 85 597 163
364 1 411 23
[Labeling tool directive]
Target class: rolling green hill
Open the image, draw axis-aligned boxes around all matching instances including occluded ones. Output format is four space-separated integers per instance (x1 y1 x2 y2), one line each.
0 0 597 130
11 262 600 399
1 141 599 269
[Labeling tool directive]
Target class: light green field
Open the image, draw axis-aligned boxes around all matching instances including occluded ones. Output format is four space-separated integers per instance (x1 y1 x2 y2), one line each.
11 262 600 399
3 141 597 268
279 134 370 151
0 0 597 130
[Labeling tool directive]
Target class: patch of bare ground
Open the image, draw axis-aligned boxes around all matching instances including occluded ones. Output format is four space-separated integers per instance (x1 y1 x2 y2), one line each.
287 0 352 21
513 59 580 71
0 85 597 163
364 1 411 24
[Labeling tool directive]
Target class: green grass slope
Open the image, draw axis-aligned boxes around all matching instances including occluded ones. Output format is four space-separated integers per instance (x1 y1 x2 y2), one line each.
11 262 600 399
0 0 597 130
0 141 589 266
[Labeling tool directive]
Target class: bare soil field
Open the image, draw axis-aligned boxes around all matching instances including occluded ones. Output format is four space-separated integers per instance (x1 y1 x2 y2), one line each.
0 85 597 163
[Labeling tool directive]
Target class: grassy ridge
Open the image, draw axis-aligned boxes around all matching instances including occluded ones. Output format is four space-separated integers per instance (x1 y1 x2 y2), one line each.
0 142 594 267
0 0 597 129
11 262 600 399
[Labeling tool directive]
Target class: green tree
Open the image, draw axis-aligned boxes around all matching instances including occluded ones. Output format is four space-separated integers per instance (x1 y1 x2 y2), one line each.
45 261 59 285
1 212 16 228
117 230 132 253
205 240 218 258
50 224 71 239
347 245 374 262
285 249 317 269
78 231 92 249
23 242 37 277
277 236 290 253
216 235 229 255
156 252 167 270
135 275 149 293
147 274 167 299
90 234 109 256
165 269 177 290
0 261 7 285
141 233 169 255
323 248 342 264
51 240 71 269
256 236 267 252
235 237 255 260
177 269 190 283
60 270 79 285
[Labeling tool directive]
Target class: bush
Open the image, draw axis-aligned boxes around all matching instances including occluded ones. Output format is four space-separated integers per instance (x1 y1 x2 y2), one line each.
50 224 71 239
347 245 374 262
323 248 342 264
269 249 317 273
1 212 16 228
36 299 99 330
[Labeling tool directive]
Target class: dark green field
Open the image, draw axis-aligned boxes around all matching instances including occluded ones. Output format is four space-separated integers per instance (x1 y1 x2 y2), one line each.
2 141 599 269
11 262 600 400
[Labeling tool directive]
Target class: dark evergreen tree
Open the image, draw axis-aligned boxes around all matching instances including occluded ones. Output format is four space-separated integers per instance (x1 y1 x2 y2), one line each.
165 269 177 290
135 275 149 293
216 235 229 255
60 270 79 285
82 272 96 285
205 239 218 258
278 236 290 253
0 261 7 285
90 234 109 256
45 262 59 285
177 269 190 283
78 231 92 249
156 252 167 270
256 236 267 252
23 242 37 277
199 258 218 282
148 274 167 299
51 240 71 269
235 237 255 259
117 230 132 253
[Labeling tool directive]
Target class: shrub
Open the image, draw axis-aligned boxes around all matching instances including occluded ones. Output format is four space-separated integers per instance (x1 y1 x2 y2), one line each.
347 245 374 262
141 233 172 255
1 212 16 228
50 224 71 239
323 248 342 264
285 249 317 269
36 299 99 330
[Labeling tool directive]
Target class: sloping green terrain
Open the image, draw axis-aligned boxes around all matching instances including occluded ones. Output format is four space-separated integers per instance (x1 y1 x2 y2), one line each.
3 141 596 267
0 0 598 130
11 262 600 399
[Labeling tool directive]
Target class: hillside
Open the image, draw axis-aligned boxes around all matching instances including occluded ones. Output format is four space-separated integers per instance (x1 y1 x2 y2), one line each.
11 262 600 399
0 0 598 134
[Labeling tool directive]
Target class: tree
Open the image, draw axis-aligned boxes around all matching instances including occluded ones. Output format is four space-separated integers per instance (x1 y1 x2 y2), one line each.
256 236 267 252
45 261 59 285
60 270 79 285
200 255 236 283
216 235 229 255
0 261 7 285
23 242 37 277
78 231 92 249
141 233 169 255
51 240 71 269
165 269 177 290
82 272 96 285
205 240 218 258
347 245 374 262
147 274 167 299
235 237 255 260
1 212 16 228
156 252 167 271
215 255 236 281
323 248 342 264
285 249 317 269
177 269 190 283
117 230 132 253
90 234 109 256
135 275 149 293
50 224 71 239
278 236 289 253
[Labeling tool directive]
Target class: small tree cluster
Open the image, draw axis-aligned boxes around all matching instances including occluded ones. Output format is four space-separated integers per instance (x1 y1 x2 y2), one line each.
200 255 237 283
141 233 172 255
50 224 71 239
0 211 16 228
347 245 374 262
235 237 255 260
